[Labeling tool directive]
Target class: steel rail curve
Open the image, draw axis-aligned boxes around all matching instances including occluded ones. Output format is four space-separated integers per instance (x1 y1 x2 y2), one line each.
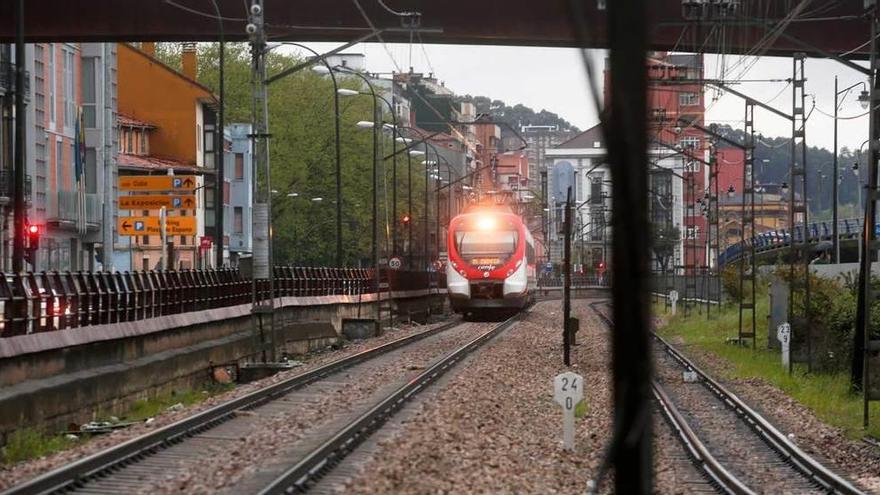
589 302 864 495
2 319 465 495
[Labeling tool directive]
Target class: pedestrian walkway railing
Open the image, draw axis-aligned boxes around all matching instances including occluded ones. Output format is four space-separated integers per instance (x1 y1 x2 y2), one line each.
718 217 869 267
537 274 610 288
0 267 445 338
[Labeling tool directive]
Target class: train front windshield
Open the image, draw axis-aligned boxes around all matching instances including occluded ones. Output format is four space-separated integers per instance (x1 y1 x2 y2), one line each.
455 229 519 267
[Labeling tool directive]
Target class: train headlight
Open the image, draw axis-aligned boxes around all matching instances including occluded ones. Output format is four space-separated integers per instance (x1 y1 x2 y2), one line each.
476 215 496 231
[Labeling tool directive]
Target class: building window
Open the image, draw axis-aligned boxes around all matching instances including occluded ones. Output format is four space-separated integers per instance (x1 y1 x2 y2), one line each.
679 92 699 106
223 182 230 204
85 148 97 194
126 129 133 153
142 235 150 245
48 44 56 127
140 130 147 155
590 176 603 204
591 212 604 241
235 153 244 180
81 57 97 128
679 137 700 150
234 207 243 234
62 46 76 130
55 141 63 193
686 226 701 240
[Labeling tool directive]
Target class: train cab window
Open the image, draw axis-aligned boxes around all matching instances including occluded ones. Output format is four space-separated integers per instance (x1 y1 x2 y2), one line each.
455 229 519 266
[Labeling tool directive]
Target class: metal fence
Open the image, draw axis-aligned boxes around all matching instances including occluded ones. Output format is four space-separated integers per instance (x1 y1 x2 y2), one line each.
537 274 610 288
649 271 721 303
0 267 446 338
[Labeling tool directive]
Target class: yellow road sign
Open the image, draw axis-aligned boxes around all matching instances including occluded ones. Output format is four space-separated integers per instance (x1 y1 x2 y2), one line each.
117 216 197 236
118 175 197 192
119 195 196 210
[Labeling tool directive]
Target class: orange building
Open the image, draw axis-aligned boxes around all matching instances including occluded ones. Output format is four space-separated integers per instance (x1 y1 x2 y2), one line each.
115 42 219 270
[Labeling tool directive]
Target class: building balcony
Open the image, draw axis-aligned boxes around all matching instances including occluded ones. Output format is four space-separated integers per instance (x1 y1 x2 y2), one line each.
0 170 32 205
0 62 30 99
47 190 101 229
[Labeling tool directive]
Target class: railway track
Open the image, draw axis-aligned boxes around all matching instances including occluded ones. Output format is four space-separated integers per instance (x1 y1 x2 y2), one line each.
3 313 521 495
589 302 864 495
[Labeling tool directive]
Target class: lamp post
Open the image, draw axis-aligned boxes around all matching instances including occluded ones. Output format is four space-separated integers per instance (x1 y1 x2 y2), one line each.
333 66 380 333
853 162 863 263
266 43 361 267
833 77 870 263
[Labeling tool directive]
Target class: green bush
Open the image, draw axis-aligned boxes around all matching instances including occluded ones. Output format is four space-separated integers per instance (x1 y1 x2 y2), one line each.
769 265 880 373
721 265 741 303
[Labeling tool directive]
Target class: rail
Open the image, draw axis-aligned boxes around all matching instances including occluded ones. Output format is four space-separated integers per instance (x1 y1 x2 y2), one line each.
0 319 464 495
0 267 446 338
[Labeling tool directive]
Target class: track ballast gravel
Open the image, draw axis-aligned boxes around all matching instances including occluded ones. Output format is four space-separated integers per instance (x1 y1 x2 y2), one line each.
0 318 453 491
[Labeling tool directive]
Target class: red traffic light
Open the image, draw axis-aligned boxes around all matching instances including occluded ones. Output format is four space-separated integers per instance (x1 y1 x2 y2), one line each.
27 224 39 235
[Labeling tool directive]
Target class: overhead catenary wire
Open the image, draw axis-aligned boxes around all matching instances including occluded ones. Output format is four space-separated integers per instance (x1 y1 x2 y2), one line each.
163 0 248 22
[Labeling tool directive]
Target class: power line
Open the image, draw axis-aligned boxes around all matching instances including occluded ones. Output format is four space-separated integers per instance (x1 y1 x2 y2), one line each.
163 0 247 21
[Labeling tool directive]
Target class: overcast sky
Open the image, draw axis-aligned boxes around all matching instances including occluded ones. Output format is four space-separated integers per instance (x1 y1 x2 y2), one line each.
293 42 871 154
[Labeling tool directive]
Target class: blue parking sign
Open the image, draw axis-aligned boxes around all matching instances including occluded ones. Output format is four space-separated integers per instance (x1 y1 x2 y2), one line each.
135 221 145 231
173 178 182 188
172 197 182 208
544 262 553 274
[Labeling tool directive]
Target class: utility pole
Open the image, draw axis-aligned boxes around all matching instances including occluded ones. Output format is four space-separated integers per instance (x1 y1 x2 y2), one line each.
856 3 880 426
101 44 115 272
215 41 225 268
248 0 277 362
12 0 25 273
563 186 572 366
789 53 811 373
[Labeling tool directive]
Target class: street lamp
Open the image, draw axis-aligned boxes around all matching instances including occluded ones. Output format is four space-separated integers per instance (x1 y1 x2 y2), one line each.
333 65 380 334
833 78 869 262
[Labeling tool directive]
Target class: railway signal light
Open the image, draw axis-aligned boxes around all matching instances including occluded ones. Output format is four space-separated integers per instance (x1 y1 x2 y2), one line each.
401 214 411 225
26 224 40 250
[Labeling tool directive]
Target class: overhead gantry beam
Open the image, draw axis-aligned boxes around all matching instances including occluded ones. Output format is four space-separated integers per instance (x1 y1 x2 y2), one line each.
0 0 872 57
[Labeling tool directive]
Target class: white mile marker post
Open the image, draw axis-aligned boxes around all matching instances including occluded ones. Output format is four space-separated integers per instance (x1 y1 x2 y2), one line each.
553 371 584 451
669 289 679 316
777 322 791 370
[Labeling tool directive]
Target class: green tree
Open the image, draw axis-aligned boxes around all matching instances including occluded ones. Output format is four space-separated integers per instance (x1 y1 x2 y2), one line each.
154 42 433 267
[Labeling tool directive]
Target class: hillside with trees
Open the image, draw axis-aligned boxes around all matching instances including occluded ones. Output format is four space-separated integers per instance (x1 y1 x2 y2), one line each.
456 95 580 132
714 124 862 220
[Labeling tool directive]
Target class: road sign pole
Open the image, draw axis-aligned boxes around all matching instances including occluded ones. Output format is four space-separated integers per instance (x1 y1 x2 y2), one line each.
160 207 167 270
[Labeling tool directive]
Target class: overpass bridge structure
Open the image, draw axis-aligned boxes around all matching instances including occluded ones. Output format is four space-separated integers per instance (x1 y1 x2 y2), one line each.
718 218 871 267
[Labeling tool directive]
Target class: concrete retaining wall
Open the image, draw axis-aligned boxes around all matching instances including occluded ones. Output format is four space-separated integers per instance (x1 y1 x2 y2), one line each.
0 290 446 442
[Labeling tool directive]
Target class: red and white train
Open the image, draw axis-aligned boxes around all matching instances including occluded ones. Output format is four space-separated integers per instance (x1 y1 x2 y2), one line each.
446 208 536 316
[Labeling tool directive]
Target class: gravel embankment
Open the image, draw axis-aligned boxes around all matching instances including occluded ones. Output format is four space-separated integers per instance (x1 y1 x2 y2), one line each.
338 299 621 494
657 321 880 493
0 318 453 491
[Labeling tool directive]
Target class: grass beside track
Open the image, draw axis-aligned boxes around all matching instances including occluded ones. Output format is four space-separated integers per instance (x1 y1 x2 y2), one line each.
1 382 233 465
654 298 880 439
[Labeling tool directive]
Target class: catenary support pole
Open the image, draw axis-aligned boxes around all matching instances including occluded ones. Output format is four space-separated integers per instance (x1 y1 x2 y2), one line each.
563 186 572 366
12 0 24 273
